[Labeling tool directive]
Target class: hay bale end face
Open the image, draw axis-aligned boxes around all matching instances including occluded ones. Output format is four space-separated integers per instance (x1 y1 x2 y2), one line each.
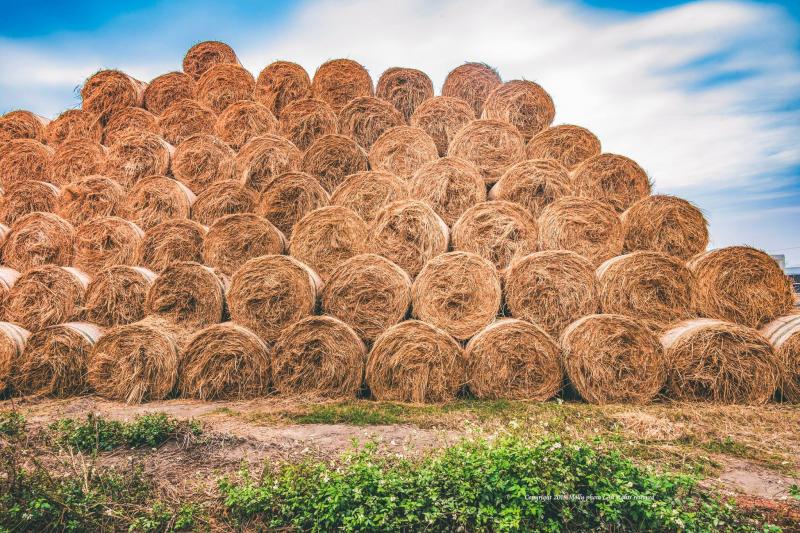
202 213 285 276
376 67 434 122
194 63 254 114
143 71 197 116
410 96 475 157
255 61 312 119
302 134 370 193
57 175 125 226
311 59 374 113
329 171 409 223
441 62 502 118
526 124 601 170
80 69 146 123
139 219 207 272
482 80 555 140
621 194 709 260
368 126 439 180
2 212 75 271
191 179 255 226
44 109 103 147
0 180 60 225
338 96 405 151
761 314 800 402
0 139 53 189
278 98 337 151
145 261 227 328
0 110 49 143
5 265 88 332
158 99 217 146
103 106 160 146
51 139 107 186
215 100 278 151
73 217 143 275
449 119 525 185
408 156 485 226
572 153 651 213
122 175 195 230
183 41 239 81
104 130 172 188
172 133 236 193
0 322 30 393
0 267 20 317
85 265 155 327
236 134 302 193
489 158 572 218
256 171 330 238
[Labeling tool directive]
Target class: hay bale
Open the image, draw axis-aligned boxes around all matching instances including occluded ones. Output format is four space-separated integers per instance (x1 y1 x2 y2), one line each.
179 322 270 400
0 110 49 143
202 213 285 276
504 250 599 337
256 171 329 238
537 196 623 265
662 318 780 404
465 318 562 400
183 41 239 80
172 133 236 193
143 71 196 115
311 59 373 113
158 98 217 145
215 100 278 150
329 171 409 223
0 181 59 225
411 251 501 340
255 61 312 118
0 267 20 317
409 96 475 157
103 106 160 146
0 139 54 189
368 126 438 180
451 200 537 270
408 156 485 226
526 124 601 170
228 254 320 343
44 109 103 146
2 212 75 271
139 219 207 272
289 205 369 282
13 322 102 397
366 320 465 403
5 265 88 332
761 314 800 402
80 69 146 123
482 80 554 140
0 322 29 393
338 96 404 150
488 159 572 218
376 67 434 122
321 253 411 342
572 154 651 213
441 62 502 117
57 175 125 226
122 175 195 229
449 119 525 184
688 246 794 328
272 315 365 398
301 134 369 192
621 194 708 260
51 139 107 185
191 179 256 226
235 134 302 192
74 217 143 275
85 265 155 327
104 130 173 188
145 261 227 328
368 200 449 277
195 63 255 113
278 98 337 151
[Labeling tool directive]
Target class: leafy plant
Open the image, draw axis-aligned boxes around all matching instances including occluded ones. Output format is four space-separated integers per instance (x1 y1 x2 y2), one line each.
0 410 25 438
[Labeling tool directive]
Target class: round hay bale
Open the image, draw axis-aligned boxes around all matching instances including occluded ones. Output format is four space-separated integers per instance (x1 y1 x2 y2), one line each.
368 126 438 180
504 250 599 337
482 80 555 140
179 322 270 400
376 67 434 122
408 156 485 226
537 196 623 265
561 314 666 404
0 181 59 225
688 246 794 328
44 109 103 146
441 62 502 118
526 124 601 170
0 110 49 143
289 205 369 282
158 98 217 146
2 212 75 271
235 134 302 192
255 60 312 118
145 261 227 328
13 322 102 397
465 318 562 400
321 253 411 342
50 139 107 185
329 171 409 223
139 219 207 272
5 265 88 332
368 200 449 277
301 134 369 192
411 251 501 340
80 69 146 124
256 171 329 238
272 315 365 398
621 195 709 260
73 217 143 275
489 159 572 218
171 133 236 193
56 175 125 226
338 96 404 150
572 154 651 213
202 213 285 276
311 59 373 113
0 267 20 317
102 106 160 146
215 100 278 150
451 200 537 270
449 119 525 184
0 139 54 189
0 322 29 393
228 254 320 343
122 175 195 230
143 71 196 115
366 320 465 403
191 179 255 226
278 98 337 151
195 63 255 113
183 40 239 80
409 96 475 157
662 318 780 404
84 265 155 327
104 130 173 188
761 314 800 402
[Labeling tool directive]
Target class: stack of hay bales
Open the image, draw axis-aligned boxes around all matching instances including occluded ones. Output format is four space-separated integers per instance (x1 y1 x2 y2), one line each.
0 41 796 405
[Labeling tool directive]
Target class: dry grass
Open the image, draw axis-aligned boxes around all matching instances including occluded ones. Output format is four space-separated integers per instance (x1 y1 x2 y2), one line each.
122 175 195 230
57 175 125 226
441 62 502 118
139 219 207 272
5 265 88 332
215 100 278 151
376 67 434 122
73 216 143 275
449 119 525 184
0 110 49 143
410 96 475 157
408 156 485 226
368 126 438 179
183 41 239 80
0 267 20 319
482 80 555 140
145 261 227 328
50 139 107 186
202 213 285 276
80 69 146 123
0 180 59 225
171 133 236 193
761 314 800 402
329 170 409 223
84 265 155 327
235 134 302 192
0 321 29 393
338 96 404 150
622 194 709 260
2 212 75 271
526 124 601 170
572 153 652 213
311 59 374 113
158 98 217 146
301 134 369 192
142 71 196 115
0 139 54 189
195 63 255 113
44 109 103 146
278 98 337 151
191 179 255 226
103 130 173 188
256 171 329 238
255 61 312 118
102 106 160 146
489 158 572 218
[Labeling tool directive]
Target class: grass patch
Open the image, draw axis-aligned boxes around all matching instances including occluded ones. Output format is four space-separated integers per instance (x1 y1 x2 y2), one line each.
0 410 25 438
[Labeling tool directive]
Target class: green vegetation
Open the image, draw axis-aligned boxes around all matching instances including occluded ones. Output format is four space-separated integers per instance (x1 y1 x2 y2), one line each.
0 410 25 437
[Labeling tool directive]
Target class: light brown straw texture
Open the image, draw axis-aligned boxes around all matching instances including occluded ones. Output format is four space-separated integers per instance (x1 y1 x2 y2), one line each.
255 61 312 118
103 106 160 146
85 265 155 327
0 139 54 189
410 96 475 157
44 109 103 146
0 180 59 225
441 62 502 118
526 124 601 170
236 134 302 192
183 41 239 80
143 71 196 115
145 261 227 328
122 175 195 230
202 213 285 276
761 314 800 402
139 219 207 272
0 322 29 393
301 134 369 192
214 100 278 151
329 171 409 223
73 217 143 275
195 63 254 113
103 130 173 188
311 59 374 113
489 159 572 218
191 179 256 226
50 139 107 184
6 265 89 332
449 119 525 184
278 98 337 151
57 175 125 226
256 171 329 238
572 153 652 213
80 69 146 123
408 156 485 226
158 98 217 146
2 212 75 271
376 67 434 122
621 194 709 260
171 133 236 193
338 96 404 151
0 110 49 143
368 126 438 180
482 80 555 140
0 267 20 318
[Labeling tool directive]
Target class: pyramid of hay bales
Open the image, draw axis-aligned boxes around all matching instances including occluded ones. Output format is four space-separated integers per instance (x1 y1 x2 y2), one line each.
0 41 797 405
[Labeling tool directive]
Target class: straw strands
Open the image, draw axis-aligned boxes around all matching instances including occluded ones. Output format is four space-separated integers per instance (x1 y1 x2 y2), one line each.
57 175 125 226
410 96 475 157
408 157 485 226
195 63 254 113
278 98 337 151
158 99 217 146
621 195 709 260
0 322 29 393
183 41 239 80
311 59 373 113
5 265 88 332
122 175 195 229
143 71 196 115
449 119 525 184
44 109 102 146
73 217 143 274
255 61 312 118
761 314 800 402
256 171 329 237
80 70 146 123
139 219 207 272
572 154 651 213
236 134 302 192
526 124 601 170
50 139 107 185
0 181 60 225
191 179 256 226
301 134 369 192
489 159 572 218
103 107 160 146
376 67 434 122
0 110 49 143
441 62 501 117
368 126 438 179
104 130 172 188
202 213 285 276
338 96 403 150
2 212 75 271
84 265 155 327
215 100 278 150
482 80 555 140
172 133 236 193
0 139 53 189
329 170 409 223
145 261 227 328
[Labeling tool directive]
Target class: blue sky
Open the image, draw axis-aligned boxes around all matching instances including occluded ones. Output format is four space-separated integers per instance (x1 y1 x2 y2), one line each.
1 0 798 264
